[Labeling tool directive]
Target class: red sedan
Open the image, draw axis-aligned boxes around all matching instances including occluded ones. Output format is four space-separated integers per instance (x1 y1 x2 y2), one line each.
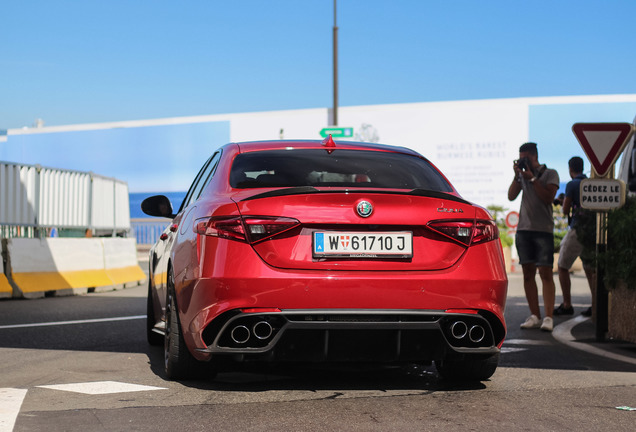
142 137 507 381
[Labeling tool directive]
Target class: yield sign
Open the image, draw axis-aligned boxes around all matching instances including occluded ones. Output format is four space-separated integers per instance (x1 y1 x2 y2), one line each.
572 123 635 177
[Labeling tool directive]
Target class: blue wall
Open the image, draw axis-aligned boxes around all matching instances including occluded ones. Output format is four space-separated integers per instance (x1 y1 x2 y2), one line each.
1 121 230 192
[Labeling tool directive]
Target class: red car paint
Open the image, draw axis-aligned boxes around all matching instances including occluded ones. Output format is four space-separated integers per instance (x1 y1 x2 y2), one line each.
143 139 507 381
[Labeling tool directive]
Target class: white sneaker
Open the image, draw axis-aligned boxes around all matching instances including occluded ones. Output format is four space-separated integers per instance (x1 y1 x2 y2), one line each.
520 314 541 329
541 317 553 332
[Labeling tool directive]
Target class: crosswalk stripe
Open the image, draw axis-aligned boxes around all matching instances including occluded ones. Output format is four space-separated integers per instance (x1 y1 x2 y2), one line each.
0 388 28 432
36 381 167 395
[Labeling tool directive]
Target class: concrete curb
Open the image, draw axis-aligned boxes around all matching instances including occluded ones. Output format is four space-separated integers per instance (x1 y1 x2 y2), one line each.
553 315 636 366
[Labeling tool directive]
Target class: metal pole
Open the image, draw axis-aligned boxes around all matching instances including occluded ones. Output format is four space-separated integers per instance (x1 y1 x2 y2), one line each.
88 173 94 236
595 210 608 341
34 165 41 238
592 167 614 341
113 180 117 237
332 0 338 126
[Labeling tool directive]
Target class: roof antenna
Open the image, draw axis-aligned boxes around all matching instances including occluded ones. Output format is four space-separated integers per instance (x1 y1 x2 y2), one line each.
322 134 336 153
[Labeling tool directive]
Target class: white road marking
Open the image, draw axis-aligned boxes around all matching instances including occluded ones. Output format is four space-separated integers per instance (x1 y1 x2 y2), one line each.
504 339 551 346
0 315 145 330
36 381 167 395
501 347 527 353
501 338 552 353
0 388 28 432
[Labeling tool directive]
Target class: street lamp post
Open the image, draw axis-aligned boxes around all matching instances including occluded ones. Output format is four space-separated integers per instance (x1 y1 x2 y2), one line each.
332 0 338 126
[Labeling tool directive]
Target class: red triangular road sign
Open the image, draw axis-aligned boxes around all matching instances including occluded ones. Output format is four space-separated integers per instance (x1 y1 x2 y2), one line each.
572 123 635 177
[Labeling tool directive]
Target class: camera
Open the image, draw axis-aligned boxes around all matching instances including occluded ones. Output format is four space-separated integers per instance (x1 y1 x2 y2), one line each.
553 193 565 206
516 157 529 171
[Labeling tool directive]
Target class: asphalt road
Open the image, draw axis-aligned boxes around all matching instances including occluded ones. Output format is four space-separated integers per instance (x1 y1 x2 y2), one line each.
1 271 635 431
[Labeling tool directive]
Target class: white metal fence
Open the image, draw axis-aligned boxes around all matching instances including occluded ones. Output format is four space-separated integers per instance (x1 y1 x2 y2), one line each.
131 218 171 245
1 161 131 238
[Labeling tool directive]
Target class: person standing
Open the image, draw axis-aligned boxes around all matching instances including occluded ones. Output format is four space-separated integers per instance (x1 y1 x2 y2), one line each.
554 156 596 317
508 142 560 331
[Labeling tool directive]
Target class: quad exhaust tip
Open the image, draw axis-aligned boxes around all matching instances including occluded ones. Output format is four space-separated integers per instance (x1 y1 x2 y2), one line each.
450 320 486 343
230 325 251 344
230 321 274 344
253 321 273 340
469 324 485 343
450 321 468 339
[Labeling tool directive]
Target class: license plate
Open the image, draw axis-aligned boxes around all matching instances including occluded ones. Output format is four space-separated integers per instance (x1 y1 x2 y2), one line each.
313 231 413 258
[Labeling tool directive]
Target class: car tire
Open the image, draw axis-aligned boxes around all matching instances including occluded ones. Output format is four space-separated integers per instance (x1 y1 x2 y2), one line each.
164 270 215 380
146 280 163 346
435 352 499 382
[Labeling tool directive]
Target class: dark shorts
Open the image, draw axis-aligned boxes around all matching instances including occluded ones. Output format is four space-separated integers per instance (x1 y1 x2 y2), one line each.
515 230 554 267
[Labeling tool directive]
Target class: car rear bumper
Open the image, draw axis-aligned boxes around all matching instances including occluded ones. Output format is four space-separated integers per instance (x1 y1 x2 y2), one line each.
175 242 507 362
193 309 500 363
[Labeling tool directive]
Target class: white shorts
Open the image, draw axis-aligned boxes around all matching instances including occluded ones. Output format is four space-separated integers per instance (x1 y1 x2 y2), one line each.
558 228 584 270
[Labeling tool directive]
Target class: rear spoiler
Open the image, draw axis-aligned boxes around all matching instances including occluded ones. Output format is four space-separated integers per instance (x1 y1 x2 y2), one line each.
238 186 470 204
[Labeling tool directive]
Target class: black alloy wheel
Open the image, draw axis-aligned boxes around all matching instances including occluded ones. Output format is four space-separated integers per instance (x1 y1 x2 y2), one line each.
146 279 163 346
164 269 210 380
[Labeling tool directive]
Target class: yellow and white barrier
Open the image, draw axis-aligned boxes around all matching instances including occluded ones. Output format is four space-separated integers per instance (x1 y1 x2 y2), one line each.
5 238 146 298
102 238 147 289
1 241 12 298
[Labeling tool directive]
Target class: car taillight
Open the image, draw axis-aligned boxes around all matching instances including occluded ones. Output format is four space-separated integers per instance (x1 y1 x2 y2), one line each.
194 216 300 244
242 217 300 243
426 219 498 246
195 217 245 241
471 220 499 245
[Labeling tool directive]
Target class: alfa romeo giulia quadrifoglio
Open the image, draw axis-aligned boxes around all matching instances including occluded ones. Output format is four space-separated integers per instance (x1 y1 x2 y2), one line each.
142 137 507 381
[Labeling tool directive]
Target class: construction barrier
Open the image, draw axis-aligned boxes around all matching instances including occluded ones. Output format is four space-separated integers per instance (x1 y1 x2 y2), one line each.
1 241 12 297
4 238 146 298
103 238 147 288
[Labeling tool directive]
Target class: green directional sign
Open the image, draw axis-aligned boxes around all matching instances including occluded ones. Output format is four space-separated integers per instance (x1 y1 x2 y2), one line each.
320 127 353 138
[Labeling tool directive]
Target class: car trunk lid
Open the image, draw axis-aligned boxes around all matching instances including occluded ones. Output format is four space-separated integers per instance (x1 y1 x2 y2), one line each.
231 189 476 271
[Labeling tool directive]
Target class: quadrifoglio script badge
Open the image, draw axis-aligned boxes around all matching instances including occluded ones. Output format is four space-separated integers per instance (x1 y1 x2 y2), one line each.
437 207 464 213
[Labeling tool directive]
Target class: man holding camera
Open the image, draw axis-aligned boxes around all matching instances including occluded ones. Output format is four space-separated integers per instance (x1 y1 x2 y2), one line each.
508 142 560 331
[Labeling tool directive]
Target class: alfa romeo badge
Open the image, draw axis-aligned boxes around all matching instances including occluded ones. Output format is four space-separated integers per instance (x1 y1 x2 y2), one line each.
356 200 373 218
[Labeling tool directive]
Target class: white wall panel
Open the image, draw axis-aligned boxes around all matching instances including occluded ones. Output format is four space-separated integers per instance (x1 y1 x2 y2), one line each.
91 176 115 229
1 161 130 234
114 181 130 228
38 169 91 227
338 99 529 209
0 164 37 225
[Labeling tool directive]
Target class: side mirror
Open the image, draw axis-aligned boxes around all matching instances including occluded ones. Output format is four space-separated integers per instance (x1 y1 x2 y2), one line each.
141 195 175 218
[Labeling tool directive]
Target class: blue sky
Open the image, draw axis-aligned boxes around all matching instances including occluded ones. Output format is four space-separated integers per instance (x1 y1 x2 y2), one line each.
2 0 636 130
529 102 636 183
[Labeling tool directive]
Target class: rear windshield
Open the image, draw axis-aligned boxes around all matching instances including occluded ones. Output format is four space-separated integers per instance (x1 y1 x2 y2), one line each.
230 149 453 192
